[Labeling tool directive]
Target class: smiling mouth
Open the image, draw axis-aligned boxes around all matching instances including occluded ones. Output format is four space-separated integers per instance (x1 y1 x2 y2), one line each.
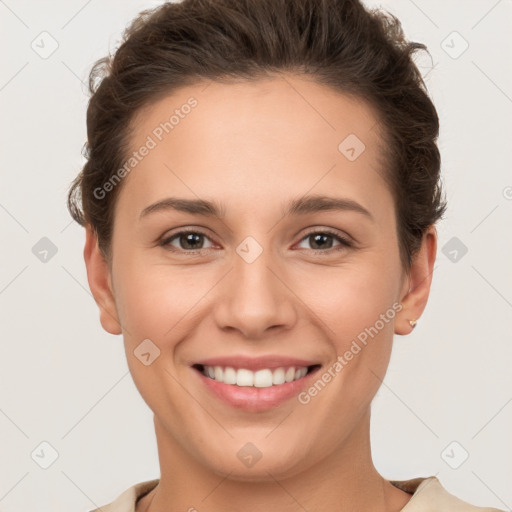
192 364 321 388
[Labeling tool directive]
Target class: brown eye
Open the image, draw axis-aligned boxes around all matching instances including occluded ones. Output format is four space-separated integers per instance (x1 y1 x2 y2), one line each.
297 230 353 252
161 231 214 251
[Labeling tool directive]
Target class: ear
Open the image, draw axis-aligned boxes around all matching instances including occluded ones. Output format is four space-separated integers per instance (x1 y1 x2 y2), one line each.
395 225 437 336
83 225 122 335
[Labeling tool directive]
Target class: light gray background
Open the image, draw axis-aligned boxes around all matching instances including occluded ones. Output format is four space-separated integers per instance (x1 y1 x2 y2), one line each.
1 1 511 511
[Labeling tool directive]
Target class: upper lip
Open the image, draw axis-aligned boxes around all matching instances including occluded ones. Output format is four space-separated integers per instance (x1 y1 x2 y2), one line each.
191 355 321 372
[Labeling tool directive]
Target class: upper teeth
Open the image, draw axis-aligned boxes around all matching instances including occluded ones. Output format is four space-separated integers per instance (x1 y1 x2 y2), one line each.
202 366 308 388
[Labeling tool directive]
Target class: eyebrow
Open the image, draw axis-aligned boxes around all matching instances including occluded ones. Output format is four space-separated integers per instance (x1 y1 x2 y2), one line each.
139 194 373 221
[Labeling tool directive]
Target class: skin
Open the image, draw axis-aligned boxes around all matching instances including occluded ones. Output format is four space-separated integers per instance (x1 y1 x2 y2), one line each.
84 74 437 511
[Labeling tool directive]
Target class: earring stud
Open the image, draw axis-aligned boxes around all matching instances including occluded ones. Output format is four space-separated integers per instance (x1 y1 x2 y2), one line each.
409 319 417 329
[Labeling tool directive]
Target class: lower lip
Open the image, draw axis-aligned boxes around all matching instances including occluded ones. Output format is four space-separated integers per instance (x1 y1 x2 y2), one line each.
193 367 320 412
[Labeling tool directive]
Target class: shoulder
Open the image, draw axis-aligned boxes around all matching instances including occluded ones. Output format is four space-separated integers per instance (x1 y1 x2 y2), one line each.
88 479 159 512
87 476 505 512
392 476 505 512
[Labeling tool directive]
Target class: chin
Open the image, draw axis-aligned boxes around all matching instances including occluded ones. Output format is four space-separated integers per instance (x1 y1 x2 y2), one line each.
201 448 311 483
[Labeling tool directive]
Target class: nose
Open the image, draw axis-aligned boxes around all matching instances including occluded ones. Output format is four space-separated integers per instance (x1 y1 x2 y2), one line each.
213 245 297 340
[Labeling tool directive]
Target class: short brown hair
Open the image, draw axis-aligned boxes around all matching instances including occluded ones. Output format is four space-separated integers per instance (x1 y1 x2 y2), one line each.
67 0 446 269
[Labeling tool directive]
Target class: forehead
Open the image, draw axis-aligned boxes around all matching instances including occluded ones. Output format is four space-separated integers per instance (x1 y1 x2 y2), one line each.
118 74 392 221
130 74 384 156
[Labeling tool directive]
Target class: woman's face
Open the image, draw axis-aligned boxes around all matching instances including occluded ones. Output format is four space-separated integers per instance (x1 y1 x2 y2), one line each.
87 74 430 480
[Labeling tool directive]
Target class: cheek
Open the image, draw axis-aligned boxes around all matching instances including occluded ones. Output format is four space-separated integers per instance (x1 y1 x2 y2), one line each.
113 258 215 345
295 258 402 399
112 260 209 416
297 261 401 341
114 249 402 348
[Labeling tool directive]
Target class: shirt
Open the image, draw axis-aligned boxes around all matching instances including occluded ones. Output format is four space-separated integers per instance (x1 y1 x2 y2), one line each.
89 476 505 512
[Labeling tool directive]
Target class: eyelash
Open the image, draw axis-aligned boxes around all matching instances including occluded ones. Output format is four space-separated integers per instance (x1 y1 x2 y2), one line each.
158 228 353 254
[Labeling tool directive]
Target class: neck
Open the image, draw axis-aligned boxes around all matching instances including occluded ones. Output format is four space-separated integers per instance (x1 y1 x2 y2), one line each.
139 410 411 512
